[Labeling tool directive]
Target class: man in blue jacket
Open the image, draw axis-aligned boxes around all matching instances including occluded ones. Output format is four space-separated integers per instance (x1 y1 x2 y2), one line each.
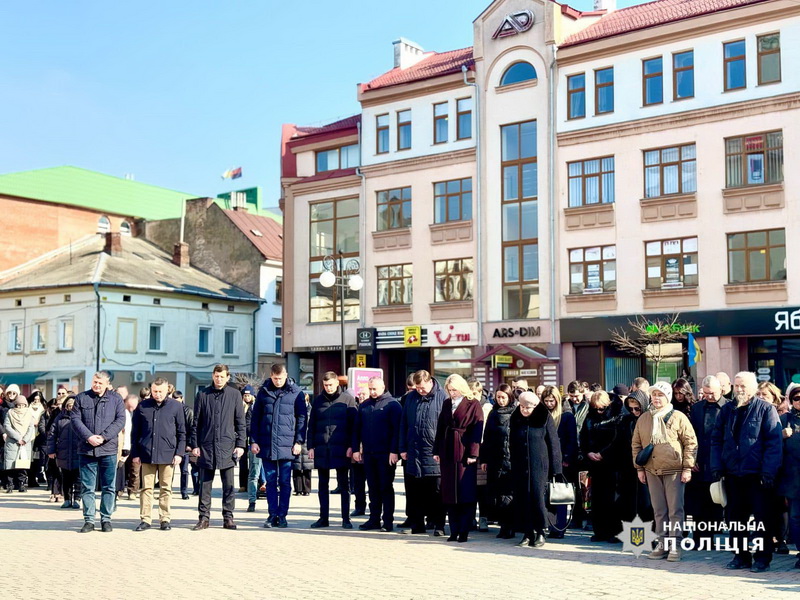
69 371 126 533
399 370 446 536
250 363 307 529
352 377 400 532
711 371 782 572
130 378 186 532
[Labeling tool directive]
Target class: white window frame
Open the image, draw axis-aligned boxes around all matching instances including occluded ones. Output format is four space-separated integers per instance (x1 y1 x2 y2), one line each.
58 318 74 351
223 328 237 356
9 321 23 353
148 322 165 352
32 321 47 352
116 318 137 353
198 326 213 355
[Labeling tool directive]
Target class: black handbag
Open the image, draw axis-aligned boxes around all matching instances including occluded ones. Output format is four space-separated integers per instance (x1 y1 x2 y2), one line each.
635 410 674 467
547 474 576 506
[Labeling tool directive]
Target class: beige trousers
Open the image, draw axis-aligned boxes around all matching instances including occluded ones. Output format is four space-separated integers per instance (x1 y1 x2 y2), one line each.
140 463 175 524
645 471 685 541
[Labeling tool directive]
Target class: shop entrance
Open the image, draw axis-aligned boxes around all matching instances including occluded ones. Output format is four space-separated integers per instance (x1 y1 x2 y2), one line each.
748 337 800 391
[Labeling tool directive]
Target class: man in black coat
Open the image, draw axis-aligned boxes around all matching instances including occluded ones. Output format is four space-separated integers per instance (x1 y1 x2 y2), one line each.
308 371 357 529
399 370 446 536
130 378 186 532
69 371 126 533
353 377 400 532
172 391 195 499
190 364 246 530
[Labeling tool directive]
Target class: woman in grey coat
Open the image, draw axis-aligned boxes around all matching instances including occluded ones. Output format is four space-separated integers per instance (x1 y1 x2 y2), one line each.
4 396 35 492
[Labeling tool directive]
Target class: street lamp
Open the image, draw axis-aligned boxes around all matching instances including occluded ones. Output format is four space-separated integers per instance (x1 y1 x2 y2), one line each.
319 253 363 375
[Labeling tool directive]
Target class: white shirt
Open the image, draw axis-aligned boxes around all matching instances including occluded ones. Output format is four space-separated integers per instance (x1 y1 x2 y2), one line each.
451 396 463 414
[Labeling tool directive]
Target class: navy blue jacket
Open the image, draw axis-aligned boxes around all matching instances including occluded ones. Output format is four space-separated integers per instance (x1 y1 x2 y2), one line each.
307 388 358 470
69 389 126 457
190 384 247 470
689 398 726 482
130 398 186 465
46 410 81 470
353 392 401 456
711 397 782 480
251 378 307 461
557 410 579 468
778 410 800 498
399 378 446 477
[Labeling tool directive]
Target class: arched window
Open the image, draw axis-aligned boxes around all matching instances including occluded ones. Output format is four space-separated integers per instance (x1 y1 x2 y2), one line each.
97 216 111 233
500 62 537 86
120 221 132 236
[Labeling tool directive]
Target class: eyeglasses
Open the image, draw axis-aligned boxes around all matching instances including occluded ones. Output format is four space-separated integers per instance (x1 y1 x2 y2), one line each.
630 407 642 413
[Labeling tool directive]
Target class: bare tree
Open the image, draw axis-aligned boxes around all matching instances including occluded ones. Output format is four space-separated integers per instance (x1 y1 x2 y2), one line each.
610 314 699 380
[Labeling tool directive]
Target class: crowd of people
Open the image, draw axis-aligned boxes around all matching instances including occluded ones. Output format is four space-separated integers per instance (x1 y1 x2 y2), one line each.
1 365 798 574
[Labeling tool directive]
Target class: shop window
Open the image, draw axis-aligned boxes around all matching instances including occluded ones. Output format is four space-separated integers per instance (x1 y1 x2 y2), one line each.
433 347 472 382
645 237 698 289
569 246 616 294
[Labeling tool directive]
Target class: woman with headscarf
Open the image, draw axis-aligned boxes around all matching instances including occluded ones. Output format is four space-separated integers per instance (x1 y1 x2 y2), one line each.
47 395 82 508
542 386 577 538
632 381 697 562
480 384 516 539
510 391 562 548
3 395 36 492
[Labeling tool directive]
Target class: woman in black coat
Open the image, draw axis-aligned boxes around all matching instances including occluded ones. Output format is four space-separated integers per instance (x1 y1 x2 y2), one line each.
292 394 314 496
480 384 516 539
542 386 577 537
46 395 81 509
510 392 562 548
307 373 358 528
580 390 631 543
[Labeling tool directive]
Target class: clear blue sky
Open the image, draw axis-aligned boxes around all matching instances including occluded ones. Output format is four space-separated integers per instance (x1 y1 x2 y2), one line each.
1 0 642 207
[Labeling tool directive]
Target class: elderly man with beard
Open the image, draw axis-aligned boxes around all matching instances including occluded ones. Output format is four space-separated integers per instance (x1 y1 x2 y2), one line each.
711 371 782 572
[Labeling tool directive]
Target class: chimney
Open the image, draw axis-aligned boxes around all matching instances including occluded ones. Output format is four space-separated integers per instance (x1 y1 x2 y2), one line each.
392 38 426 69
593 0 616 11
172 242 189 268
104 232 122 256
233 205 248 212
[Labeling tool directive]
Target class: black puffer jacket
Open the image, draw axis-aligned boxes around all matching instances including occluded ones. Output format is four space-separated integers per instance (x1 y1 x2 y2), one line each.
353 392 401 456
579 396 631 469
480 404 515 475
307 388 357 470
399 379 446 477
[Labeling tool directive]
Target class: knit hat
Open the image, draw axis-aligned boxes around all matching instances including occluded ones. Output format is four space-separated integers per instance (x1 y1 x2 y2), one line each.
650 381 673 402
242 385 254 395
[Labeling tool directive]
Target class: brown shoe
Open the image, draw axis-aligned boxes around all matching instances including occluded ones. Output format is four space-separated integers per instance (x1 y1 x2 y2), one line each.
192 518 209 531
223 518 237 530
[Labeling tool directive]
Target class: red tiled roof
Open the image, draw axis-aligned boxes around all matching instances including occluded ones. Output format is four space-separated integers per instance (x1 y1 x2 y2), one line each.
294 115 361 138
223 209 282 261
361 47 474 92
562 0 771 47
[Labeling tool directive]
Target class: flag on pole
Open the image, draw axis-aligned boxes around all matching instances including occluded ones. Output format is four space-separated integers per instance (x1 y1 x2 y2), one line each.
221 167 243 180
687 332 703 367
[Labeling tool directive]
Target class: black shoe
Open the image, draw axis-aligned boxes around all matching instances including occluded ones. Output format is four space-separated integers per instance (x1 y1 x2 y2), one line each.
247 503 255 513
447 533 458 542
776 542 790 555
277 516 288 528
726 557 752 570
351 508 366 517
548 531 564 539
794 555 800 569
160 521 171 531
380 525 393 532
192 519 209 531
750 561 769 573
134 522 151 532
18 487 27 493
60 500 72 509
531 533 546 548
401 527 427 535
517 536 531 547
100 522 112 533
310 519 330 528
181 494 190 500
398 519 412 528
330 486 342 494
433 529 445 537
223 518 237 530
342 520 353 529
79 522 95 533
606 537 623 544
590 535 606 542
359 520 381 531
263 518 274 529
457 533 469 543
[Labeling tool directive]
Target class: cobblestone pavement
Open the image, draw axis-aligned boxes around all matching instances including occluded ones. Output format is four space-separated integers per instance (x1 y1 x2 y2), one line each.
1 473 797 600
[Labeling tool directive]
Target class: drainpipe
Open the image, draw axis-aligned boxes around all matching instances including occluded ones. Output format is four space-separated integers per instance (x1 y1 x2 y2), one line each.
548 46 558 350
462 65 483 347
93 282 101 372
356 119 367 329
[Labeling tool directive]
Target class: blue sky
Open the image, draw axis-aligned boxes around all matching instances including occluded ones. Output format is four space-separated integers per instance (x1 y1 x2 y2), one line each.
1 0 642 207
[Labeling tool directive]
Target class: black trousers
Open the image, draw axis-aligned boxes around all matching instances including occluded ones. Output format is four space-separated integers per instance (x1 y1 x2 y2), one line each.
61 468 80 502
293 469 312 494
318 467 350 521
199 466 235 520
725 474 772 563
406 474 446 530
447 502 477 536
350 463 367 511
238 451 249 490
364 455 396 527
589 467 622 540
686 479 723 544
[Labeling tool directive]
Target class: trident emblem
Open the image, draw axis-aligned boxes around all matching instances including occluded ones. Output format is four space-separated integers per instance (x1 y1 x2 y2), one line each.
630 527 645 547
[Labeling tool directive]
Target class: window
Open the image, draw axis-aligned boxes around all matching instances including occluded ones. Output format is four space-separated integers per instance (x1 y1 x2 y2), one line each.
315 144 360 173
397 110 411 150
58 319 74 351
377 264 413 306
568 157 614 207
32 322 46 352
9 321 22 353
644 144 696 198
569 246 616 294
434 259 473 303
376 114 389 154
725 131 782 187
14 299 21 307
673 51 694 100
501 120 538 319
567 74 585 119
757 33 781 84
64 294 71 302
275 277 282 304
275 326 282 355
223 329 236 355
153 298 160 305
120 221 132 236
39 297 46 305
724 40 746 91
643 57 663 105
309 197 360 323
727 229 785 283
148 323 163 352
434 178 472 223
198 326 212 354
456 98 472 140
377 187 411 231
433 102 448 144
116 318 137 353
645 238 698 289
595 67 614 114
97 216 110 233
500 62 537 86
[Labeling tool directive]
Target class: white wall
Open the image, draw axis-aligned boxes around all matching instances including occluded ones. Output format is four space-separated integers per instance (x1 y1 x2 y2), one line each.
258 261 282 355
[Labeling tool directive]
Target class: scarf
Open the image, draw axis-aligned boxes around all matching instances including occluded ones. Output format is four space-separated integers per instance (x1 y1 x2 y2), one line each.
8 405 33 436
649 402 674 445
30 401 44 426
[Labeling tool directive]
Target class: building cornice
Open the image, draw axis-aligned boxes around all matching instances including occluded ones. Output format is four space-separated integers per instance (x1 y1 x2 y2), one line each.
287 175 361 195
360 147 476 178
358 72 472 107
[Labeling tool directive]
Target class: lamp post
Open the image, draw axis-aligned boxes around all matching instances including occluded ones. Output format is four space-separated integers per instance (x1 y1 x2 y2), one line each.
319 253 363 376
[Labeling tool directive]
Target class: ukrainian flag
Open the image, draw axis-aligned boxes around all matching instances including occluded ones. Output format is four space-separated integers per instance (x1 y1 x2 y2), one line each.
688 332 703 367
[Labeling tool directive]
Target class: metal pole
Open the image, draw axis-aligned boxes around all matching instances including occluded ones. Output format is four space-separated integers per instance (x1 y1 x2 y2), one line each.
339 254 346 376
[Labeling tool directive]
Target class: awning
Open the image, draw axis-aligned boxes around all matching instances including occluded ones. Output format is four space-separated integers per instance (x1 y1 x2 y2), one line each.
42 371 82 380
0 372 49 385
471 344 551 364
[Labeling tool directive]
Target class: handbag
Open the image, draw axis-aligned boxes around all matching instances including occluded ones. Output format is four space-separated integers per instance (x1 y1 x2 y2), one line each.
547 474 576 506
635 410 674 467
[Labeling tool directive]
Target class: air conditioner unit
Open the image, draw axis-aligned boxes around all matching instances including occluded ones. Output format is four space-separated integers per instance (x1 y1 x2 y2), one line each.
132 371 147 383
